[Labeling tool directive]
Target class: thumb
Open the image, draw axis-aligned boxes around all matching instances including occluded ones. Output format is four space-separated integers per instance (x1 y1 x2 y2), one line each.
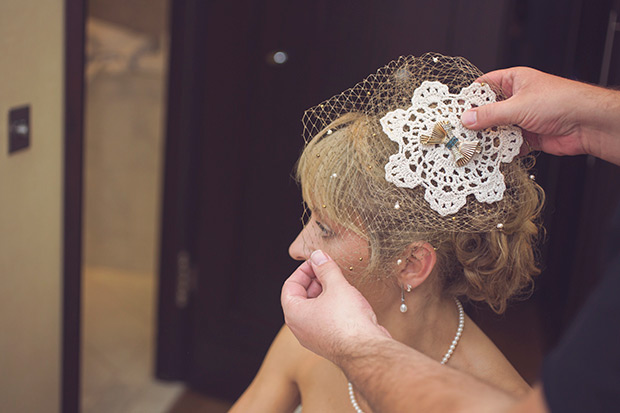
461 99 521 130
309 250 348 287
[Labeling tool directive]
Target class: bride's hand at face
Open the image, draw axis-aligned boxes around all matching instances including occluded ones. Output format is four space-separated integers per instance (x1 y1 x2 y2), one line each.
281 250 392 364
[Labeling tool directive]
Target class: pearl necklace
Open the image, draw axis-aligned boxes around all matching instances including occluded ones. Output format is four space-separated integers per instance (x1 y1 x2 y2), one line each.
347 298 464 413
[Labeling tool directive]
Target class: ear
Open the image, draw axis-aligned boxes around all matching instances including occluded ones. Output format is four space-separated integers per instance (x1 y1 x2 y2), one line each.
396 242 436 289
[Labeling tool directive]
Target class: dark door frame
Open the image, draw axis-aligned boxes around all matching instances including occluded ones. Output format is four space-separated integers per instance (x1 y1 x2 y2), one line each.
154 0 205 382
62 0 86 412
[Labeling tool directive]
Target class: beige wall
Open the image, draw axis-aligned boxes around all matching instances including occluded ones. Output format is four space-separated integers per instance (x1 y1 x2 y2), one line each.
0 2 64 412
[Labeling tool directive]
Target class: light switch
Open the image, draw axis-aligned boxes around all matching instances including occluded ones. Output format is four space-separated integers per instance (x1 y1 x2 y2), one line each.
9 105 30 154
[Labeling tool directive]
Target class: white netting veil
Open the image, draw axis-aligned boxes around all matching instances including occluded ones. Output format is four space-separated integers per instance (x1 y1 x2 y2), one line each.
294 53 544 313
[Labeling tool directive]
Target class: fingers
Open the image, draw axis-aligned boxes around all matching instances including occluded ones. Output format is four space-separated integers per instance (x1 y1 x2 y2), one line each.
522 131 541 154
309 249 329 266
281 261 318 303
476 68 517 97
281 249 342 305
526 133 541 151
462 99 521 130
307 279 323 298
464 67 529 130
291 260 318 287
281 279 308 306
309 250 349 287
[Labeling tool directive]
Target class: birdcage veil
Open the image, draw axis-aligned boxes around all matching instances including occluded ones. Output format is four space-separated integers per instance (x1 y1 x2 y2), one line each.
294 53 543 312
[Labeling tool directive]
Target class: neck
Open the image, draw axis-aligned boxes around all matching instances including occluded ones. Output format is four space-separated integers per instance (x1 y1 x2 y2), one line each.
371 285 461 363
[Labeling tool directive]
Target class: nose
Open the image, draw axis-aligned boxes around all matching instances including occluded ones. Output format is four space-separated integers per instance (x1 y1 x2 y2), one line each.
289 229 311 261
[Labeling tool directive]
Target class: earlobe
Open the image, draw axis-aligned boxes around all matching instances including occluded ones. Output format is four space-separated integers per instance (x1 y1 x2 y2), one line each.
397 242 437 289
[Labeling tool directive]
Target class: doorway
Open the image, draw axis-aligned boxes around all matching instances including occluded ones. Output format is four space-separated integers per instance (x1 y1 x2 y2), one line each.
80 1 181 411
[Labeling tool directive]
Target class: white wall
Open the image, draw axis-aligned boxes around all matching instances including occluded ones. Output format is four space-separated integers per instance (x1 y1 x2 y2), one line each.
0 1 64 412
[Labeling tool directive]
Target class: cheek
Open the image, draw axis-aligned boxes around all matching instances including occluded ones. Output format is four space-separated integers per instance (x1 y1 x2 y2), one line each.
297 224 370 277
329 237 370 279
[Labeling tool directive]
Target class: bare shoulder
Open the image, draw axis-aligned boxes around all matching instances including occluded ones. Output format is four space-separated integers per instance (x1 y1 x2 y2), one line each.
229 324 308 412
273 324 308 357
255 324 310 382
455 316 531 398
274 324 328 382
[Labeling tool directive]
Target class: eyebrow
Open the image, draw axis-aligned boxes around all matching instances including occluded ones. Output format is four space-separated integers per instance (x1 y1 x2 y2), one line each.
310 209 328 224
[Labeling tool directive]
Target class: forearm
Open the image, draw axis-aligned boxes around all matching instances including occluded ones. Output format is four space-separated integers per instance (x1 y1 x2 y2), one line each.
339 336 516 413
581 85 620 165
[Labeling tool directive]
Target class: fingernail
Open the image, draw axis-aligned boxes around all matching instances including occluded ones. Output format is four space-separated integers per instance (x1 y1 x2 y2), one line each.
461 110 477 126
310 250 328 266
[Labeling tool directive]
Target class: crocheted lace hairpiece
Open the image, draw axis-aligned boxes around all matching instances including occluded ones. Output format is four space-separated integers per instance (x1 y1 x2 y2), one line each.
381 81 522 216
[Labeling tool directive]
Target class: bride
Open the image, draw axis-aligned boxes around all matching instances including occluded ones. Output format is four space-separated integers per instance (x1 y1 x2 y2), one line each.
230 53 544 412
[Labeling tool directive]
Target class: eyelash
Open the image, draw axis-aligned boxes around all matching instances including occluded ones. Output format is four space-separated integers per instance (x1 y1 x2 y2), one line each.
315 220 335 238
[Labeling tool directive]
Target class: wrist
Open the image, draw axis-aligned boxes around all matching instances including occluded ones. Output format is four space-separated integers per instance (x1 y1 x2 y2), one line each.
334 333 395 374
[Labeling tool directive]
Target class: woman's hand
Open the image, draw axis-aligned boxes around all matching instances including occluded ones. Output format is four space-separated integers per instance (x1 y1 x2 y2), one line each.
461 67 620 166
281 250 391 363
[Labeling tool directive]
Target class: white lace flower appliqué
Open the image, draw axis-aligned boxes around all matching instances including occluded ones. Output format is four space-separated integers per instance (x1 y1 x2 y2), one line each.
380 81 523 216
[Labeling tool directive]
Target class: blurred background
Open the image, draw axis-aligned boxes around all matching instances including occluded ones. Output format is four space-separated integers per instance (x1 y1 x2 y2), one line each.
1 0 620 412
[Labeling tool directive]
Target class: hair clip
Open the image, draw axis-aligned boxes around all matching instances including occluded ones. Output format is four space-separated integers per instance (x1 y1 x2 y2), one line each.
420 121 481 167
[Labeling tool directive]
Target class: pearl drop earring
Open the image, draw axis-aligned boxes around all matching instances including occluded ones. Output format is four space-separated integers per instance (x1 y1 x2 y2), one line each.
400 285 408 313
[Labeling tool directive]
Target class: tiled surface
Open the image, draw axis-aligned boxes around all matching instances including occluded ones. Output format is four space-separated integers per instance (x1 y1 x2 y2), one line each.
80 266 233 412
81 267 184 413
168 390 233 413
